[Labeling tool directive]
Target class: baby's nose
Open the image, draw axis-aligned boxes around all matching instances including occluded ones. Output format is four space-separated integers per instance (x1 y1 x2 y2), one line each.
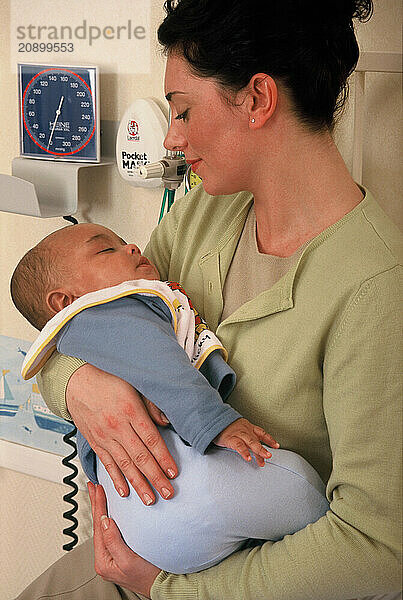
126 244 141 255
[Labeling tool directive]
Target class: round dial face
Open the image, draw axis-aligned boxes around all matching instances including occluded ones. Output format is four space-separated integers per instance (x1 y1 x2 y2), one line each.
19 64 99 162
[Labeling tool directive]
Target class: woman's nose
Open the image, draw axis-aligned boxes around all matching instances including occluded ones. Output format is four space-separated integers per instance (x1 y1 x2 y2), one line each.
125 244 141 255
164 119 187 152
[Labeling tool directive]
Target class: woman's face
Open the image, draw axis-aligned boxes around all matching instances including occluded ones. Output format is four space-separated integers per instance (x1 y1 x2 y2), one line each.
164 53 251 196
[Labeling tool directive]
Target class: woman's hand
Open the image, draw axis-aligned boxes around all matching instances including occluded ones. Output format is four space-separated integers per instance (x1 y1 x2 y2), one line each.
88 482 161 598
67 364 178 504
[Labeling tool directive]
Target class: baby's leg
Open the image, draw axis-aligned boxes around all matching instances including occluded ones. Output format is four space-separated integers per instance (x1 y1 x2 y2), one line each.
97 427 329 574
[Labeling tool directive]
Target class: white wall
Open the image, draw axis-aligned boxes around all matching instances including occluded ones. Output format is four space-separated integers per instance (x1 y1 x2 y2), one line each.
0 1 401 597
336 0 402 228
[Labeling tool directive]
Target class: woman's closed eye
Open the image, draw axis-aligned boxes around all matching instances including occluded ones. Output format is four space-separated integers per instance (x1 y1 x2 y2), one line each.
175 109 189 122
97 247 115 254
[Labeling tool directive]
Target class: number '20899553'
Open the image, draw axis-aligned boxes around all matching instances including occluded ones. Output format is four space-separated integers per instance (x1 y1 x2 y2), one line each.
18 43 74 52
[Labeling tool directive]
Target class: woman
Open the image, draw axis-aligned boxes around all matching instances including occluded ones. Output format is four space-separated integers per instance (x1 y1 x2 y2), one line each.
17 1 402 599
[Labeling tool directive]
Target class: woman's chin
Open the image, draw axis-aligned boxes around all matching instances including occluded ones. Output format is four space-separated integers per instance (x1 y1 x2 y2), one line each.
199 174 239 197
202 180 241 197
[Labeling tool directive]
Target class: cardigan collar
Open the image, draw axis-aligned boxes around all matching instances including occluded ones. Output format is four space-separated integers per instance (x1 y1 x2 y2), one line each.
197 189 372 332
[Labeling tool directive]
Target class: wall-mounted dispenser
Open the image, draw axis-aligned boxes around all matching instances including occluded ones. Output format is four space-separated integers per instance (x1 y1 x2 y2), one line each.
115 98 168 188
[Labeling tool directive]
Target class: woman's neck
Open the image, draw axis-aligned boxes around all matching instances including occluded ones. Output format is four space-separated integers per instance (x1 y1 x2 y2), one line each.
249 122 363 257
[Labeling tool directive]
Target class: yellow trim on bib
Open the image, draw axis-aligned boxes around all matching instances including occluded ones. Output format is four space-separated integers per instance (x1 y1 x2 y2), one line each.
27 345 57 378
193 345 228 370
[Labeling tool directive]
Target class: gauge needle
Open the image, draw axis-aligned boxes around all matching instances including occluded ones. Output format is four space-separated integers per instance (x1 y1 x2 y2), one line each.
47 95 64 150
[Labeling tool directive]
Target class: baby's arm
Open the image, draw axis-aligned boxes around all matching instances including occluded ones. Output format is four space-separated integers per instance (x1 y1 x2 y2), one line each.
56 296 242 455
214 418 280 466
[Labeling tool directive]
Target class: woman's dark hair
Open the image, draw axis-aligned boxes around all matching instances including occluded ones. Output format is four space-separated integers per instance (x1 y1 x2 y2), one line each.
158 0 373 130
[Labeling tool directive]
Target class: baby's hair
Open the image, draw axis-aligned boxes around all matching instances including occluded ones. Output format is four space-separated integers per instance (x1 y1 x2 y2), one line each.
10 228 71 330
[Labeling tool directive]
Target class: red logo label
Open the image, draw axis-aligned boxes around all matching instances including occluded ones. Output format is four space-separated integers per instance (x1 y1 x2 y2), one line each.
127 120 139 136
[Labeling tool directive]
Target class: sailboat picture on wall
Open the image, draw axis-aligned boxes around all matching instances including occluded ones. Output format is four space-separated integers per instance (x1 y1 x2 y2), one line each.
0 368 19 417
0 334 75 455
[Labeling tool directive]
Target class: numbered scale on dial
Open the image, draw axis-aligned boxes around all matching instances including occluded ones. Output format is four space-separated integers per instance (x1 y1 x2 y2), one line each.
18 64 100 162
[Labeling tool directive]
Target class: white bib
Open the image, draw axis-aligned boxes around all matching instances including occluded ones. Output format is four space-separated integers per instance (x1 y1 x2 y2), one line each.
22 280 227 380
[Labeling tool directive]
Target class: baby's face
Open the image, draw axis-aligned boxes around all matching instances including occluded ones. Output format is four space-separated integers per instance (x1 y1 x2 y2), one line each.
51 223 160 297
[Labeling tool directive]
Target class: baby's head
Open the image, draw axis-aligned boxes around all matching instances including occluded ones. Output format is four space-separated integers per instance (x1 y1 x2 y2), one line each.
10 223 160 330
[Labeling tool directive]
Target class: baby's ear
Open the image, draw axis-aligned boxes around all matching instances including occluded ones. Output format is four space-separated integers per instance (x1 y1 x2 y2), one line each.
46 290 76 316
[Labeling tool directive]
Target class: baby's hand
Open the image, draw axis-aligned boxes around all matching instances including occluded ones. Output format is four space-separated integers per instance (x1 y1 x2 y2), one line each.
213 418 280 467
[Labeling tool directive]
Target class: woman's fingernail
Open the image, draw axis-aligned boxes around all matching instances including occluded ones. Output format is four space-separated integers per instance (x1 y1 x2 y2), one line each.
100 515 109 530
161 413 170 424
162 487 172 498
167 469 176 478
144 493 154 506
118 488 125 497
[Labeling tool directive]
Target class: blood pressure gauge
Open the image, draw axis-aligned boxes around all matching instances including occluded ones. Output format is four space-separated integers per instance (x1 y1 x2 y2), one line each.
18 63 100 162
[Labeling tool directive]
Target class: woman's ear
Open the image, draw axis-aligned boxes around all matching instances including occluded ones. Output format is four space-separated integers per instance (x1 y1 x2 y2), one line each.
247 73 278 128
46 289 77 316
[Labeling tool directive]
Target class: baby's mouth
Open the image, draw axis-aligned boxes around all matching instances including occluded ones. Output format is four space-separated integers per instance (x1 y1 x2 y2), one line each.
138 256 150 267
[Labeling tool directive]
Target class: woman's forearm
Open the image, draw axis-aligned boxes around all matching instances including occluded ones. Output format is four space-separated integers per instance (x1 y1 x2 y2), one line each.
151 514 400 600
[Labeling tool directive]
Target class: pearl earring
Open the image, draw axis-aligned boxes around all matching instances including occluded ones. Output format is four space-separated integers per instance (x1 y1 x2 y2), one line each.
251 118 255 123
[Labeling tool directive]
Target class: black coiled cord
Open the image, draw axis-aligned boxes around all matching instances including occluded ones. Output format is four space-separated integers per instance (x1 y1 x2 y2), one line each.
61 214 79 551
61 426 79 551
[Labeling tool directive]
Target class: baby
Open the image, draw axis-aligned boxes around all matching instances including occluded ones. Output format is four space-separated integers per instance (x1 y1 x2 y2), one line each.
12 222 277 463
11 223 329 574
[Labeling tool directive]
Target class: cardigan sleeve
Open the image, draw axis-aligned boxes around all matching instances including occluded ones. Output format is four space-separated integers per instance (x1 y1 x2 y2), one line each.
151 267 402 599
36 353 85 420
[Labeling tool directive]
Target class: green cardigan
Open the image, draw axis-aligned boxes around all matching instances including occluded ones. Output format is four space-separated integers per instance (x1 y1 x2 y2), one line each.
38 186 402 599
